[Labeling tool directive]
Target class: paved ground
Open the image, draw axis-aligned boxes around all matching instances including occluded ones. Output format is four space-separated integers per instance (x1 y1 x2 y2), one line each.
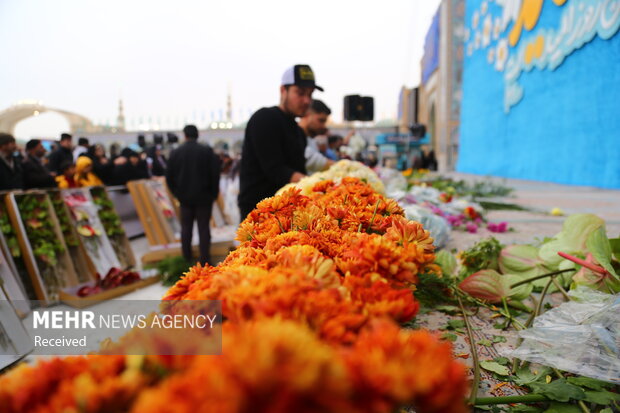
443 172 620 251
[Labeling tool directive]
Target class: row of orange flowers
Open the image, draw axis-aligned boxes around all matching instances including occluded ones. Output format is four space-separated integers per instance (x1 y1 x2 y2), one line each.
0 176 468 413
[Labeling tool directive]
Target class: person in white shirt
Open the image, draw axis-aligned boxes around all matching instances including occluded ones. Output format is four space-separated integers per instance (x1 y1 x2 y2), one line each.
298 99 334 174
73 137 90 161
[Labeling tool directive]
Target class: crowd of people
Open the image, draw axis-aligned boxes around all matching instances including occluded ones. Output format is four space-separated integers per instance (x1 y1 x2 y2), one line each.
0 64 377 267
0 132 180 191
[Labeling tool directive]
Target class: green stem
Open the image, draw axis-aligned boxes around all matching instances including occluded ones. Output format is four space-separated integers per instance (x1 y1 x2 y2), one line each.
534 275 556 321
474 394 549 405
507 300 533 313
509 269 574 289
366 200 381 233
512 294 539 374
551 277 571 301
502 297 512 329
457 295 480 406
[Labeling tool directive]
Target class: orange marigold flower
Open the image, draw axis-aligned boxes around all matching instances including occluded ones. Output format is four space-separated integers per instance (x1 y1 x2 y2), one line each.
344 275 419 323
336 233 419 285
342 320 469 413
385 216 435 254
311 179 336 193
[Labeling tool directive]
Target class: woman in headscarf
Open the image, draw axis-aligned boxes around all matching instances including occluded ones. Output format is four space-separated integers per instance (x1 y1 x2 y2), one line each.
75 156 103 187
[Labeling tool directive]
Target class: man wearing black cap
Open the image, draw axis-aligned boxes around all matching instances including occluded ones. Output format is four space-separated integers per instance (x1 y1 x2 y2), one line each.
22 139 57 189
238 64 324 220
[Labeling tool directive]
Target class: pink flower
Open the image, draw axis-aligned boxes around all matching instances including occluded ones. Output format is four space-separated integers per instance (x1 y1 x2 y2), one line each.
466 223 478 233
487 221 508 233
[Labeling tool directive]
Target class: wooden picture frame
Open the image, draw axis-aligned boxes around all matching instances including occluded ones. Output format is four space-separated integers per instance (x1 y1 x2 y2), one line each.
0 288 33 371
127 180 169 246
89 186 136 269
5 191 79 304
48 189 96 283
60 188 122 276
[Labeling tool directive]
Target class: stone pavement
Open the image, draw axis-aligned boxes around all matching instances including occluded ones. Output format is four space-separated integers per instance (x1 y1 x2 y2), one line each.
443 172 620 251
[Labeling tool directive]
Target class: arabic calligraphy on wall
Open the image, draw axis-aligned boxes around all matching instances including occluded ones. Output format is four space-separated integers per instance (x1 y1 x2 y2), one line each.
465 0 620 113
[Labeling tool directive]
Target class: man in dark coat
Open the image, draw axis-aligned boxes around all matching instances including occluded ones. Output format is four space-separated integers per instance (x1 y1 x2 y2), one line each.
0 133 23 190
238 64 324 220
22 139 57 189
47 133 73 175
166 125 220 265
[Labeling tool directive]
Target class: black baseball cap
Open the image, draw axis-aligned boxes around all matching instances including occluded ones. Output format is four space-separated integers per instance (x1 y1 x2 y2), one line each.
281 64 324 91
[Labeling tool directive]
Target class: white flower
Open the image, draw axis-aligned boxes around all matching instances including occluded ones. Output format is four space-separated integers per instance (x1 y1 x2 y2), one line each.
467 43 474 56
481 1 488 15
464 27 471 41
475 30 481 49
472 10 480 29
493 17 502 40
495 38 509 71
482 15 492 47
278 160 385 196
487 47 495 64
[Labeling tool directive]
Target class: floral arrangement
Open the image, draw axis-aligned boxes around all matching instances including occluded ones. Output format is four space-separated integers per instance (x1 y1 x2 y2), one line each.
378 168 510 235
16 194 69 301
90 187 133 269
0 178 469 413
16 194 65 268
90 187 124 237
49 191 80 248
278 159 385 196
0 202 21 259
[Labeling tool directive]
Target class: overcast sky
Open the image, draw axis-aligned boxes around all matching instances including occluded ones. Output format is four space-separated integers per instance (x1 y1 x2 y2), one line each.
0 0 441 139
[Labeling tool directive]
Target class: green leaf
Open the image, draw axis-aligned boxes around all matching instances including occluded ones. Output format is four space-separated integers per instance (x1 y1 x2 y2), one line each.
492 335 507 343
435 250 457 277
479 360 510 376
600 409 613 413
542 403 581 413
528 379 586 402
441 332 457 342
508 406 543 413
504 273 534 300
586 227 618 277
477 339 492 347
566 376 614 391
582 390 620 405
435 305 460 314
446 319 466 330
513 366 553 385
494 321 507 329
493 356 509 365
539 213 605 268
610 237 620 261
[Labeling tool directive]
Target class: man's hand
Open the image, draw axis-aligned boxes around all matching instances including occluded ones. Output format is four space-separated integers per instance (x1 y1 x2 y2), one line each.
290 172 306 183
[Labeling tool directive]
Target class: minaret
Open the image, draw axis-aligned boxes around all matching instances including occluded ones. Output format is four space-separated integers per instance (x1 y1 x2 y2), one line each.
117 99 126 132
226 83 232 123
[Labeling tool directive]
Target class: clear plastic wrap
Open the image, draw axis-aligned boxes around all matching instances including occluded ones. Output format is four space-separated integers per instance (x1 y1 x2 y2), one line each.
508 287 620 383
402 205 451 249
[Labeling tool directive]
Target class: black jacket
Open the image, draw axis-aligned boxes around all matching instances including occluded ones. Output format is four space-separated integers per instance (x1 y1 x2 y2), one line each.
47 146 73 175
22 155 56 189
89 156 115 185
112 161 149 186
0 155 23 190
238 106 306 210
166 140 220 206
